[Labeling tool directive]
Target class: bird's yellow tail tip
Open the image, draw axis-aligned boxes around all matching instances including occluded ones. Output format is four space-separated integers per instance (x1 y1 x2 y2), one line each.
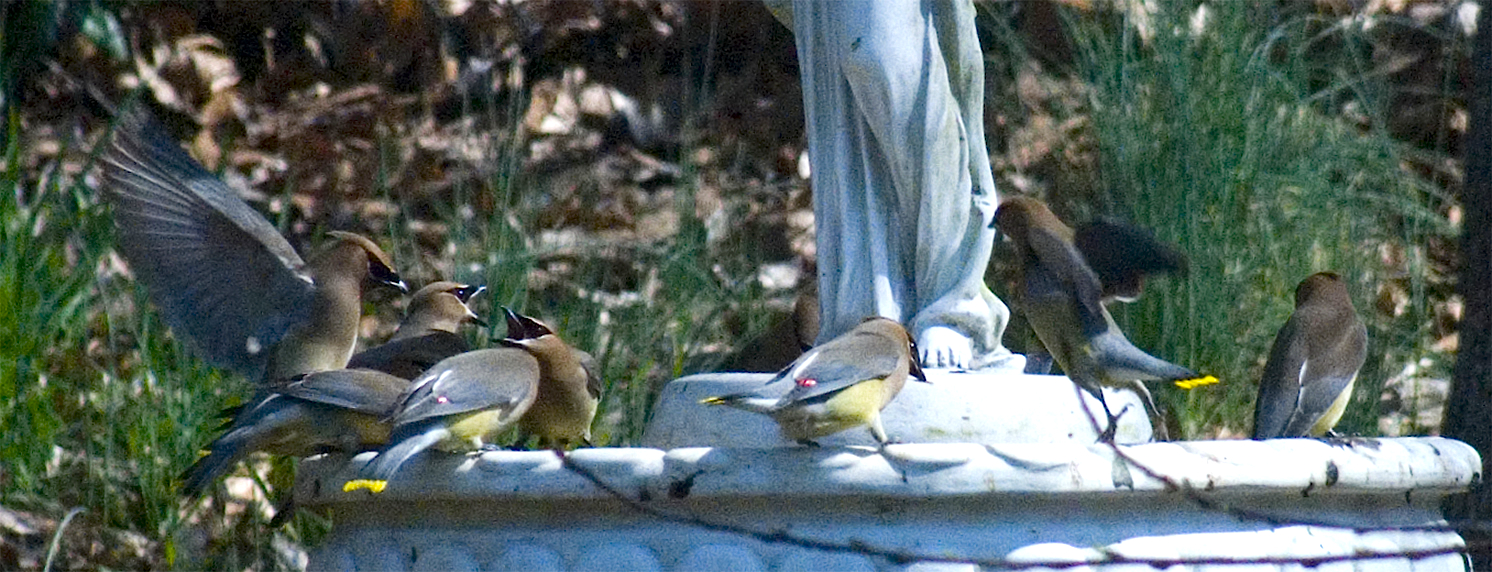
1174 375 1220 389
342 479 388 494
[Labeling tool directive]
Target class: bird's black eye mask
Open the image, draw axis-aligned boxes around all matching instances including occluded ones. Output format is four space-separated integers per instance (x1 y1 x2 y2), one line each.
368 259 405 292
454 284 486 303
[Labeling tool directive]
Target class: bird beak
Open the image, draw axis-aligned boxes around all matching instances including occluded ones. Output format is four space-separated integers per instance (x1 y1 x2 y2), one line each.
501 307 554 341
907 340 929 382
502 307 523 337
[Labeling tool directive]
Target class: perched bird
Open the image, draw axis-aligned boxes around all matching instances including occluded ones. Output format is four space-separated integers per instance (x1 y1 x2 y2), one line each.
1074 217 1188 303
502 309 602 450
181 368 411 498
993 196 1214 442
1252 272 1368 439
700 317 926 446
100 104 406 384
344 347 542 493
348 281 488 379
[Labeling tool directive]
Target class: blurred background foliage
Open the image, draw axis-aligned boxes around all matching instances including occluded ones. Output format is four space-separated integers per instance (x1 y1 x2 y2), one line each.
0 0 1469 569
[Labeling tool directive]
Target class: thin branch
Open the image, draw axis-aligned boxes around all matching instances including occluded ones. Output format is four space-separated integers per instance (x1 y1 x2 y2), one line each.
556 449 1473 569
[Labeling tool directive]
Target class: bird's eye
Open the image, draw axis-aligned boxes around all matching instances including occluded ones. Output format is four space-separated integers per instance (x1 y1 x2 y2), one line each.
455 284 486 302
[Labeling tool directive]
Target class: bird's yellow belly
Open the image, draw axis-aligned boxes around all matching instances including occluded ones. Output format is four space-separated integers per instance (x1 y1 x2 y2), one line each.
518 396 597 445
439 409 513 452
1309 377 1356 437
773 378 886 441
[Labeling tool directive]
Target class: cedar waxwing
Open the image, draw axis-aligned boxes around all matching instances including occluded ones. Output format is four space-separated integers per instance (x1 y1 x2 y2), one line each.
700 317 927 446
100 104 406 384
1251 272 1368 439
180 368 410 498
993 197 1214 442
347 282 488 379
343 347 542 493
1074 218 1188 303
502 309 603 449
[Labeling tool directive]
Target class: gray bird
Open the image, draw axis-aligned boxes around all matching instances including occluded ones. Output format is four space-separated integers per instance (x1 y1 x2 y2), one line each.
502 309 602 450
100 104 406 384
181 368 411 498
993 197 1214 442
701 317 926 446
1252 272 1368 439
348 281 488 379
183 282 487 499
344 347 543 493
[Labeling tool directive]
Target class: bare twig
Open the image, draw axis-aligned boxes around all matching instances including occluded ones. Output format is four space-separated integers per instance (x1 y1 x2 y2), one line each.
556 449 1473 569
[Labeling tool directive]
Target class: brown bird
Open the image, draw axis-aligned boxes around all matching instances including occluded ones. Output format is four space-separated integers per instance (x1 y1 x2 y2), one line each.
720 263 820 373
100 104 406 384
1074 217 1188 303
993 197 1214 442
348 281 488 379
701 317 926 446
502 309 603 450
343 347 543 493
181 368 411 498
1252 272 1368 439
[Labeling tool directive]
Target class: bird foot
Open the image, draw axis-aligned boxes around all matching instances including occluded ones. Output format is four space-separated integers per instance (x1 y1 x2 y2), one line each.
917 326 972 370
1096 405 1130 444
876 441 911 484
876 437 905 454
1097 424 1117 444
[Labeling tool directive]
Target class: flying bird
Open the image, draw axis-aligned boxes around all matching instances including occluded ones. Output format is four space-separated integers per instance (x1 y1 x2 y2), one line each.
993 196 1215 442
100 103 405 384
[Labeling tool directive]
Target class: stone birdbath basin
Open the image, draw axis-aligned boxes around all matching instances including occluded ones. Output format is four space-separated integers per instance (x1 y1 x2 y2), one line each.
298 370 1478 571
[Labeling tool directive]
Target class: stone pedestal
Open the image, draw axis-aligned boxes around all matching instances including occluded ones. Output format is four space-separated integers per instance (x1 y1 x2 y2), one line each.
299 372 1479 571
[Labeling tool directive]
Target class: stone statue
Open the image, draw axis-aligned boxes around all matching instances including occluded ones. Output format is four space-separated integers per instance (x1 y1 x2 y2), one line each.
765 0 1021 370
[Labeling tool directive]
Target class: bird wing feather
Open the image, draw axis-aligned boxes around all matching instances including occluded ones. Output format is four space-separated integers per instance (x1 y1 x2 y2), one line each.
1282 319 1368 436
576 349 604 400
101 106 313 381
391 350 540 425
777 332 901 404
270 369 411 415
1252 318 1310 439
1027 225 1108 336
347 332 470 379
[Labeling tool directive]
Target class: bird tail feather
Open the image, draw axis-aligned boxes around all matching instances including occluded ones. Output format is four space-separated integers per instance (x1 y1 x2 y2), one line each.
180 432 254 499
344 425 447 493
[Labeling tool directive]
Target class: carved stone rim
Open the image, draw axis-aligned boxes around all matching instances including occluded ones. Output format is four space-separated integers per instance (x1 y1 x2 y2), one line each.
298 437 1479 506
